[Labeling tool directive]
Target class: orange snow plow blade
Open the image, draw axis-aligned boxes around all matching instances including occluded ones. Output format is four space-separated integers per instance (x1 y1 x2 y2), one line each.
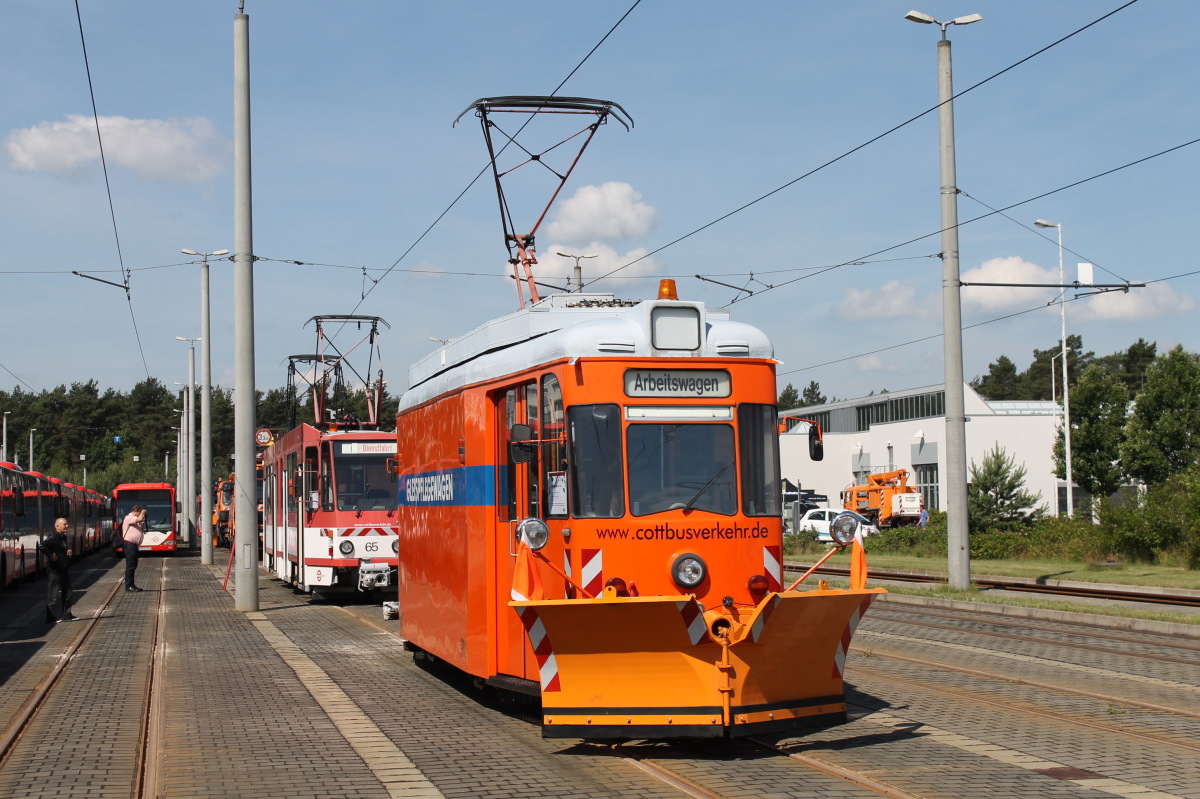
510 585 887 739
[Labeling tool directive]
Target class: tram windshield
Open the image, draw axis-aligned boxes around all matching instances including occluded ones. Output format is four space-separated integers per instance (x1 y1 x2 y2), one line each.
567 403 780 519
333 441 396 511
627 422 737 517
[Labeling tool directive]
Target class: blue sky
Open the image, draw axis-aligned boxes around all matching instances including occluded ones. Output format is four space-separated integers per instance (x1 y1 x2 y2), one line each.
2 1 1196 404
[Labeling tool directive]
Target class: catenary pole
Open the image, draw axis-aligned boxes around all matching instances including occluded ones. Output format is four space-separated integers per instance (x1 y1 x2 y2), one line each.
233 4 259 610
907 10 979 590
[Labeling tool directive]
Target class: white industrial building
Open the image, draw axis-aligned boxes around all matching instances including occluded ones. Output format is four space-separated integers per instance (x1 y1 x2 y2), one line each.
779 383 1080 516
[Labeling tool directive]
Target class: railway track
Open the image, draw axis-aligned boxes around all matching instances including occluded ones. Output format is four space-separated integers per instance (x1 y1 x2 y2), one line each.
787 562 1200 608
0 557 167 799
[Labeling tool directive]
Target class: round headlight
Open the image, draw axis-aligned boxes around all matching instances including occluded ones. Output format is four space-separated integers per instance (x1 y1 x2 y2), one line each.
829 513 860 547
516 517 551 551
671 553 706 590
391 539 399 554
339 539 355 555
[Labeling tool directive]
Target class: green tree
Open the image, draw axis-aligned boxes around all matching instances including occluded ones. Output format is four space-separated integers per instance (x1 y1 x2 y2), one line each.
1056 364 1127 498
776 383 800 410
971 355 1021 400
799 380 826 407
968 444 1045 531
1120 345 1200 486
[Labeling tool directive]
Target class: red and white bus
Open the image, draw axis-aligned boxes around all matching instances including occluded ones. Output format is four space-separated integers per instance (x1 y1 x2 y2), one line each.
112 482 178 554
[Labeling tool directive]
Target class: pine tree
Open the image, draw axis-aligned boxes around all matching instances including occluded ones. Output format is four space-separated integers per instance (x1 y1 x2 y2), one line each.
968 444 1044 531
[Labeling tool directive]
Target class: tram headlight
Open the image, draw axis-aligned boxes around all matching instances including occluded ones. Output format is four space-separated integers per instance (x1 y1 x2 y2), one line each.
516 518 551 551
829 513 860 547
391 539 399 554
339 539 355 556
671 553 706 590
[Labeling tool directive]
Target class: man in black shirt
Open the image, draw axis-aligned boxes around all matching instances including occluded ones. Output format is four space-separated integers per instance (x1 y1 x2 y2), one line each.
40 517 76 623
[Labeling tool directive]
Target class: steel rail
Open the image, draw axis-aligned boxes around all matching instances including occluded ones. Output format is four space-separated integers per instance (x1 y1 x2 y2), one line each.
747 738 924 799
137 557 170 799
864 648 1200 721
786 563 1200 608
851 665 1200 754
0 578 123 766
865 606 1198 665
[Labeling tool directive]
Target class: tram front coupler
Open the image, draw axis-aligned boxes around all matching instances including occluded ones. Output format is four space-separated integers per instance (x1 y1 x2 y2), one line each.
357 561 394 591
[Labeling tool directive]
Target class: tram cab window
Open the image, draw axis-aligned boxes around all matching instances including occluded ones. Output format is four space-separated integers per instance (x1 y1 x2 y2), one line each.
567 404 624 518
738 404 782 517
497 383 541 521
320 444 334 511
540 375 567 519
627 418 736 517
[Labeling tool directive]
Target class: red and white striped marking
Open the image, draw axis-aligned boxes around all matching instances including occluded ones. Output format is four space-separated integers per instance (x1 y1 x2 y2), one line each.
337 527 395 537
564 550 575 599
832 595 877 678
763 545 782 592
747 594 782 643
676 599 708 645
581 548 603 597
516 606 561 692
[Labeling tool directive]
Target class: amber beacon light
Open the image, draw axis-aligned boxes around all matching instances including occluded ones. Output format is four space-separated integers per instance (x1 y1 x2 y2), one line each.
657 279 678 300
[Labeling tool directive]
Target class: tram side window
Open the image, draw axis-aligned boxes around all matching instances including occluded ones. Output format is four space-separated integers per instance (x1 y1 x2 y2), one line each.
738 403 782 517
541 375 567 518
567 404 624 518
320 444 334 511
498 388 517 522
286 453 299 515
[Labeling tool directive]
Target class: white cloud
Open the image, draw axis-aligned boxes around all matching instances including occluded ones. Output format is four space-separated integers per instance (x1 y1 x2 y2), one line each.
960 256 1057 315
851 354 906 373
4 114 229 183
544 181 657 242
1075 281 1196 321
534 242 660 284
836 279 929 319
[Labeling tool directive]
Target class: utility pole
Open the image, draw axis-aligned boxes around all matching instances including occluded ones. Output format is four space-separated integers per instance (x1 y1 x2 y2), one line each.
906 9 981 590
184 248 229 566
233 2 260 610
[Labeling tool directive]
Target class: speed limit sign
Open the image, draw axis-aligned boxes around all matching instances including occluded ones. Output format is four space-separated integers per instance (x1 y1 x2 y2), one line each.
255 429 274 446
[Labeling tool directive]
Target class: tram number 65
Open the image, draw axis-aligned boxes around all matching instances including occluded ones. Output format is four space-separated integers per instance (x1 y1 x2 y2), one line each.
364 541 379 552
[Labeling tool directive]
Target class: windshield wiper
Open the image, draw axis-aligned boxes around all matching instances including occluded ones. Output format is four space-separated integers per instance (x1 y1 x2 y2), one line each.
682 460 733 513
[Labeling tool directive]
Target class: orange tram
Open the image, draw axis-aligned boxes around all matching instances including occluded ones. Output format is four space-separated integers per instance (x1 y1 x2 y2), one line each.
394 283 886 740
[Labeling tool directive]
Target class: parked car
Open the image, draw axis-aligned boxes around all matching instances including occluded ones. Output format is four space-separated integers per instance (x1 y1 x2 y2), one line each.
795 508 879 543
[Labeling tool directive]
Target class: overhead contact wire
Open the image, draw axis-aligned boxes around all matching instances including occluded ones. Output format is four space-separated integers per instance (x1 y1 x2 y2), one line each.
74 0 150 378
346 0 644 315
589 0 1143 286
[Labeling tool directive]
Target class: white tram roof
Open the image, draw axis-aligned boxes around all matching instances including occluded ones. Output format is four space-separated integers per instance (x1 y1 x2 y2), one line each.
402 292 773 410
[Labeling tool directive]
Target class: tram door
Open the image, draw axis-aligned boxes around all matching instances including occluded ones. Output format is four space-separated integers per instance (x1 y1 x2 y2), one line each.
495 382 539 679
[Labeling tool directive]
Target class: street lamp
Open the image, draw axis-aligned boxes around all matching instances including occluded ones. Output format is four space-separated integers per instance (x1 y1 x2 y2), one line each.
29 428 35 472
2 410 9 462
1035 218 1074 516
556 252 597 293
906 9 981 590
176 337 201 546
182 247 227 565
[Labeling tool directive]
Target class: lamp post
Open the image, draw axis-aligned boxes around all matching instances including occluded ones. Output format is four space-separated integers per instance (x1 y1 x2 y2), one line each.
1035 218 1073 516
906 8 981 590
2 410 9 462
556 252 597 293
176 337 201 546
183 248 228 565
29 428 35 472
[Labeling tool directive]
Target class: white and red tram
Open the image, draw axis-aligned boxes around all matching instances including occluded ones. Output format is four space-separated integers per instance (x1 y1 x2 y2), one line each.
262 426 398 594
